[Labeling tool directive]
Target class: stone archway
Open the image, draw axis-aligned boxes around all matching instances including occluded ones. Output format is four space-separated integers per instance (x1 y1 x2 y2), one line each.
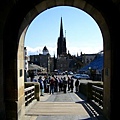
1 0 120 120
20 2 111 119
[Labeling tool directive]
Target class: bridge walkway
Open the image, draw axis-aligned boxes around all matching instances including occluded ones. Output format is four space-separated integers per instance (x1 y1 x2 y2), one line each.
23 90 106 120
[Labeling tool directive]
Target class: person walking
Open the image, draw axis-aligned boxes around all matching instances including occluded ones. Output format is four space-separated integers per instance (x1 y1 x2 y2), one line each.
43 76 49 93
63 77 67 93
29 71 34 82
54 76 59 92
67 76 71 91
75 79 79 92
49 75 55 94
70 77 74 92
58 77 63 92
38 76 44 96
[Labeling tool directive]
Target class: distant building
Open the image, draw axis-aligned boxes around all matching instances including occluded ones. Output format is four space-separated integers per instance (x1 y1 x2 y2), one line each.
42 46 49 55
55 17 84 72
57 17 67 58
24 47 28 81
80 52 96 65
28 17 100 74
24 47 28 71
56 55 69 72
29 46 50 73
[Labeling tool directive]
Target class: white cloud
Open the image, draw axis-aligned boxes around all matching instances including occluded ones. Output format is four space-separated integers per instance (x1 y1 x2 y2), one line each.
26 46 102 57
26 46 57 57
67 46 102 55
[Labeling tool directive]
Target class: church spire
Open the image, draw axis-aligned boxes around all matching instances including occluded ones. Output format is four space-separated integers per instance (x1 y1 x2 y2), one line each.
60 17 63 37
57 17 67 58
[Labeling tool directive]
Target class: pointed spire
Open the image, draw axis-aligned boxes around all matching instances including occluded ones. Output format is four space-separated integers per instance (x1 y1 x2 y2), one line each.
60 17 63 37
65 30 66 38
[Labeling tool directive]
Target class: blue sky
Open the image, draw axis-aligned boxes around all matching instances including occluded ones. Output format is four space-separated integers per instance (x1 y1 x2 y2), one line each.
24 6 103 57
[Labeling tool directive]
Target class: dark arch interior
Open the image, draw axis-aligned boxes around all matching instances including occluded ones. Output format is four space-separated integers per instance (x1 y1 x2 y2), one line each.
1 0 120 120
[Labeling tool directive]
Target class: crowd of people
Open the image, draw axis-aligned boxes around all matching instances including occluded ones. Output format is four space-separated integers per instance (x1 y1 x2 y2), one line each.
35 75 80 96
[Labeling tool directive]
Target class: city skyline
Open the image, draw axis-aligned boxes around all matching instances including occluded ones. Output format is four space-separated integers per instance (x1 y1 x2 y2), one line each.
25 6 103 57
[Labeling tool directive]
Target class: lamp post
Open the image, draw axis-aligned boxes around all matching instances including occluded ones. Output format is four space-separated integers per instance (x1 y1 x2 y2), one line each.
89 67 91 79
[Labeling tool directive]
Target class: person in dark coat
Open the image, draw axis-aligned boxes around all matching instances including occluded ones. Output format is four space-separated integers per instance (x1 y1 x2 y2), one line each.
63 77 67 93
70 77 74 92
58 77 63 92
75 79 79 92
29 71 34 82
67 76 71 91
38 76 44 96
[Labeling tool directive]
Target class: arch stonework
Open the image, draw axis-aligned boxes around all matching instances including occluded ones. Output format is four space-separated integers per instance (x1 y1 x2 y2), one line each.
0 0 120 120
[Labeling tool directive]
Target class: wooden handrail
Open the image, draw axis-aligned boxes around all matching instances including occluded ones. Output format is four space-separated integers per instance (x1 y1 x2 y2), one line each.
24 85 35 106
91 85 103 109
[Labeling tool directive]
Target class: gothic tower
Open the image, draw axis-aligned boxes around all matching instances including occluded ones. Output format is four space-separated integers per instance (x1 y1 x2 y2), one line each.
57 17 67 58
42 46 49 55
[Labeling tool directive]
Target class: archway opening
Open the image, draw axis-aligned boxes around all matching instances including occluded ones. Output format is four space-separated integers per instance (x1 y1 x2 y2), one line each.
3 1 111 119
21 5 107 119
24 6 103 81
18 2 110 119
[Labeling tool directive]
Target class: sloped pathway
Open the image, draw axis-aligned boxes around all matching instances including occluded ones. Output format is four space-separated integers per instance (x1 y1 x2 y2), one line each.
24 91 105 120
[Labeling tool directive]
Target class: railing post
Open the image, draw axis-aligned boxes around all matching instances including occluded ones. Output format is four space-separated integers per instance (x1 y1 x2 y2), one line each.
24 82 40 108
34 82 40 101
87 82 92 102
